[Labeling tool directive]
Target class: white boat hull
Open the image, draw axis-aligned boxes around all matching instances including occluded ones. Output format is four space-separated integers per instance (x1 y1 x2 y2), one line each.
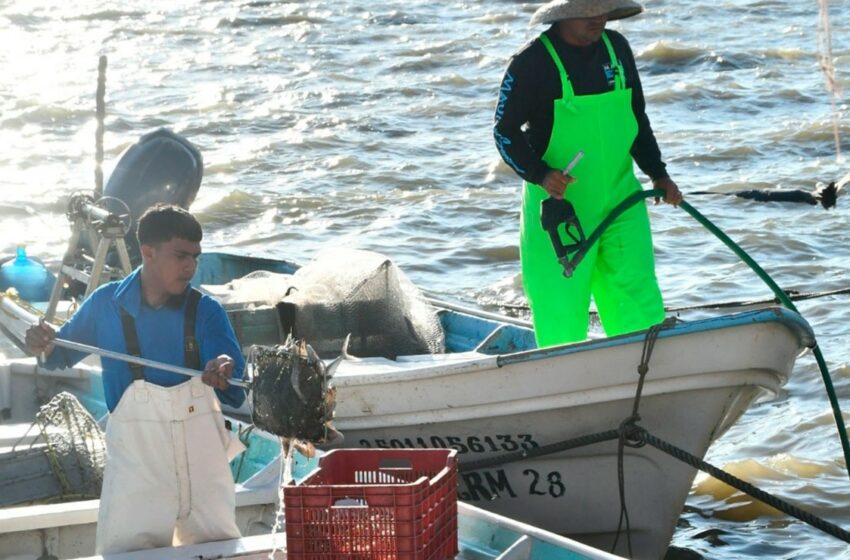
328 316 805 558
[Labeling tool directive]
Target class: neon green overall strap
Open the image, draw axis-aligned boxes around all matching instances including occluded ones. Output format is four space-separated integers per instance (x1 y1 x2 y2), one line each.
601 32 625 90
540 32 625 93
539 34 575 99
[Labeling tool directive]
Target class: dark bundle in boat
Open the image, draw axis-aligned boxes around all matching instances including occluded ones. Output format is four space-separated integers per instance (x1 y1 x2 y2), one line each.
276 249 445 360
250 337 341 444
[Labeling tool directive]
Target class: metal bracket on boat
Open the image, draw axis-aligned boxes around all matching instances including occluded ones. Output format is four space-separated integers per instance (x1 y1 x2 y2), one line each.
44 193 134 322
71 194 132 240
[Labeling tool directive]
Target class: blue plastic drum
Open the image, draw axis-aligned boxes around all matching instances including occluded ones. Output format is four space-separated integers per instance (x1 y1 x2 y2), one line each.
0 246 55 302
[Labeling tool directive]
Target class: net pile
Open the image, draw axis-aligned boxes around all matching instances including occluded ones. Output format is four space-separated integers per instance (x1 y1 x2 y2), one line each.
1 392 106 505
202 270 294 307
278 249 444 359
35 391 106 501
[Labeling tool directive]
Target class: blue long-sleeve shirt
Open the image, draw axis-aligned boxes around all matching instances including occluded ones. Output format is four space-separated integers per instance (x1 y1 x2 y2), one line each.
42 268 246 412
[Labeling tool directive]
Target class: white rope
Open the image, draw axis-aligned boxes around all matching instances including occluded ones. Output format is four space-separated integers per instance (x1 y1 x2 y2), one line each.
817 0 844 162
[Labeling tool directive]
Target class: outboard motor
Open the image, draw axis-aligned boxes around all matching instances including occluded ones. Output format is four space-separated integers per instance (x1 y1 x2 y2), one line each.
101 128 203 266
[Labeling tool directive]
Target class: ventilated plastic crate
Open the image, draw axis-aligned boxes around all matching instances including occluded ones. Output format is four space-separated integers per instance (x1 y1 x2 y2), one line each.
284 448 458 560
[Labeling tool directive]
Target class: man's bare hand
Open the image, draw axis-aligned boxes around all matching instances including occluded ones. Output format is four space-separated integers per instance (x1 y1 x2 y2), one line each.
653 176 683 206
202 355 234 391
541 169 576 199
25 320 56 357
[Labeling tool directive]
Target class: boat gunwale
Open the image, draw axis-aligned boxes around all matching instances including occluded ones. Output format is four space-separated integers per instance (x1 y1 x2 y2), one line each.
330 306 809 388
496 306 814 367
3 283 813 390
335 368 785 430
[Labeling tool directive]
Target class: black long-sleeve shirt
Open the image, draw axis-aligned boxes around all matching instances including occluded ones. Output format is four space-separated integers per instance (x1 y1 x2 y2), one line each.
494 27 668 185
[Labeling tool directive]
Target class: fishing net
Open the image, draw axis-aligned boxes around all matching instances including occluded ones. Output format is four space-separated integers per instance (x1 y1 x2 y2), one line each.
0 392 105 506
277 249 444 359
35 391 106 501
202 270 294 307
250 338 337 442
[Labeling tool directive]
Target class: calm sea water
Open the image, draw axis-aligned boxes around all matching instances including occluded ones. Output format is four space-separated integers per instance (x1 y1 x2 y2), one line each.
1 0 849 558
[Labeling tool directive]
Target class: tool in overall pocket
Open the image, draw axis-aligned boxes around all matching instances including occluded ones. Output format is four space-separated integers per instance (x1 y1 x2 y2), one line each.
540 151 587 277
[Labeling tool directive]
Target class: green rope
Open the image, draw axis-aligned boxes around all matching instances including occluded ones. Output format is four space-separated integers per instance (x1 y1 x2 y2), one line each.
233 424 255 482
576 188 850 481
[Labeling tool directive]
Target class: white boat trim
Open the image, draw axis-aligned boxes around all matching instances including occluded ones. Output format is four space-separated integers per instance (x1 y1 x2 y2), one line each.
80 533 287 560
0 486 279 535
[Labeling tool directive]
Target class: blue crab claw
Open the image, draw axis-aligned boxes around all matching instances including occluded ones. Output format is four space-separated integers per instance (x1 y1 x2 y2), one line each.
323 333 352 379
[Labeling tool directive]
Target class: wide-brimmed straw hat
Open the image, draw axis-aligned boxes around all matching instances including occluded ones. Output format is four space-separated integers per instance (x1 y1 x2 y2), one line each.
530 0 644 25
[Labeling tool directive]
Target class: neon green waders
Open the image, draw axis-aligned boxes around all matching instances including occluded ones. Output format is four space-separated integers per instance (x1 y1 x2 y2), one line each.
520 32 664 347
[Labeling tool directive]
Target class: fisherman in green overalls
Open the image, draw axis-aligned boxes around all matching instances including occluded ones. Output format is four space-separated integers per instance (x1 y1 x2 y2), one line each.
494 0 683 347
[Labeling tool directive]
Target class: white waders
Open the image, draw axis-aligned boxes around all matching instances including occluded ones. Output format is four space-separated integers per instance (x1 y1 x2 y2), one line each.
95 377 245 554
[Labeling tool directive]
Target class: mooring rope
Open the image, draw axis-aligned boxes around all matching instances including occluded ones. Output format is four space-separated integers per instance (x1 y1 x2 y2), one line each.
458 429 619 473
457 409 850 547
612 319 673 555
458 395 850 548
635 425 850 544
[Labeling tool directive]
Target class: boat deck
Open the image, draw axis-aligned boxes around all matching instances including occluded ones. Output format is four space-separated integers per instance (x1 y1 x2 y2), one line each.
71 504 620 560
2 499 621 560
76 533 492 559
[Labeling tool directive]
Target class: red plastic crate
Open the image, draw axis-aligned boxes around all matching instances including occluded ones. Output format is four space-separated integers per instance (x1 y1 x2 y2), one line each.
284 448 458 560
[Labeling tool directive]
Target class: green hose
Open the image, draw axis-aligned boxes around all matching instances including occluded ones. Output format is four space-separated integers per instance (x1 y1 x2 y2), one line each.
575 188 850 480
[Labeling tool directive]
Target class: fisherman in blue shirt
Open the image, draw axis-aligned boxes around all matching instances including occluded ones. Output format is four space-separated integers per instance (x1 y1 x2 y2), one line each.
26 205 246 554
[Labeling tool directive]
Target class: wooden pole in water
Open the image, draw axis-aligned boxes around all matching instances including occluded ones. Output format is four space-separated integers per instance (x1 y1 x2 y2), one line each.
94 55 107 198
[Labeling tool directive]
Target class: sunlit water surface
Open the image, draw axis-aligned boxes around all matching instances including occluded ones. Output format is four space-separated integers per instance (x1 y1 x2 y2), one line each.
1 1 849 558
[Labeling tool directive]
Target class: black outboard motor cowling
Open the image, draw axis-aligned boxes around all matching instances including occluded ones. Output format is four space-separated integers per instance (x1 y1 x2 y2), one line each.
101 128 203 266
